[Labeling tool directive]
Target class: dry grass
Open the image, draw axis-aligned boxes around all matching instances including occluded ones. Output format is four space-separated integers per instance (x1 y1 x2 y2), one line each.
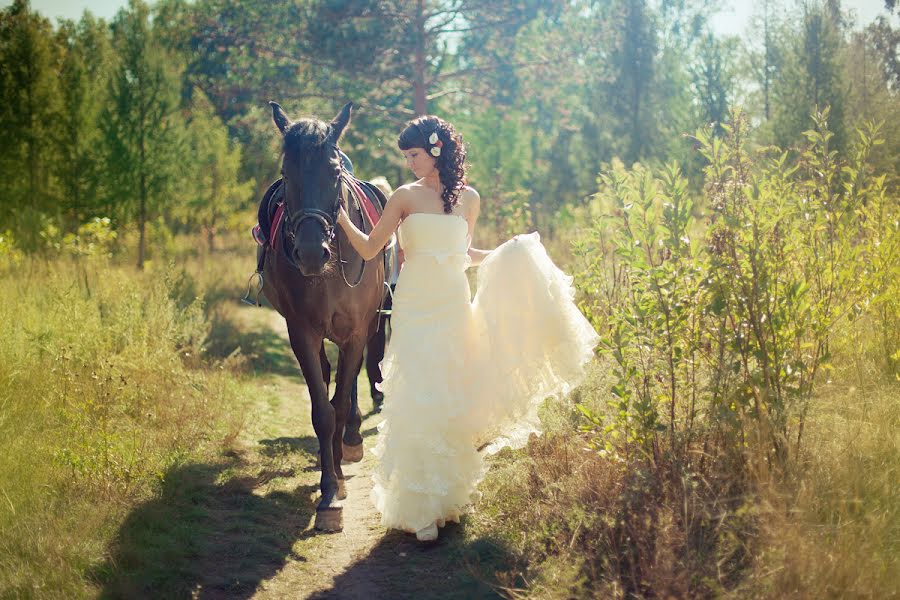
0 249 251 598
468 357 899 599
736 381 900 599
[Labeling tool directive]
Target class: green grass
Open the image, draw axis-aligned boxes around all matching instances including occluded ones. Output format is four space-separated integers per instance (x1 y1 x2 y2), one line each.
0 251 251 598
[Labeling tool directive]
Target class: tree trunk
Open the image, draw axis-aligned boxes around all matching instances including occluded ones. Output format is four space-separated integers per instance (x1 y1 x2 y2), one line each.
413 0 427 115
208 168 219 253
764 0 771 120
138 120 146 269
138 175 146 269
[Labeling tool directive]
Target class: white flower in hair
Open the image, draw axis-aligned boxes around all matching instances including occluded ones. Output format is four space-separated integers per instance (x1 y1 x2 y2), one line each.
428 131 443 156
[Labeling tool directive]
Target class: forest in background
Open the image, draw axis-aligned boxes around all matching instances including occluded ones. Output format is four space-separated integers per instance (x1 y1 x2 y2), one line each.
1 0 898 262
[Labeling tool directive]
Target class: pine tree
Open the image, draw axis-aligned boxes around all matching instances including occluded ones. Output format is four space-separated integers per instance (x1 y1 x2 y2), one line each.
770 0 848 152
0 0 61 249
102 0 184 268
180 88 255 252
56 12 113 230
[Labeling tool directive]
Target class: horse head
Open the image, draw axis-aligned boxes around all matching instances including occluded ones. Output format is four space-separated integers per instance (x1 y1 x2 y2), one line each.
270 101 352 276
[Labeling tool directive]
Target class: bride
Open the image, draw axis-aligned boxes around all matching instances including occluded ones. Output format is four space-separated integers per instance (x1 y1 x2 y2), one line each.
336 116 599 542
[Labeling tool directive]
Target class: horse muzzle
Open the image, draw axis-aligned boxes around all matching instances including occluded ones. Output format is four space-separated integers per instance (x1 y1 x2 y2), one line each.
293 241 333 276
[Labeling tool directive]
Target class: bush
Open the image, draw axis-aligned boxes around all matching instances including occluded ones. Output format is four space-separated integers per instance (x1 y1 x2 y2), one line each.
573 108 896 468
471 109 899 598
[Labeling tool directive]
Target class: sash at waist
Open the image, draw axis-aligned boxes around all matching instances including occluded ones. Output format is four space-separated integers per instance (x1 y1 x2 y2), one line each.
404 250 472 269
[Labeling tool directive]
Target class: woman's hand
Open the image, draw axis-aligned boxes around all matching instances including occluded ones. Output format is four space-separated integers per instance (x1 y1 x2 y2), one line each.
336 205 350 229
334 189 406 261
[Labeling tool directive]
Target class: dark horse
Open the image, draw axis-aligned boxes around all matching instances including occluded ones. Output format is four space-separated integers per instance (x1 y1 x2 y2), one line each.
262 101 386 531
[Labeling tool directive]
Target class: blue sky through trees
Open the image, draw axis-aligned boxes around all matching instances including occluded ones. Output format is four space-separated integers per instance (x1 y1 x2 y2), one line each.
2 0 896 35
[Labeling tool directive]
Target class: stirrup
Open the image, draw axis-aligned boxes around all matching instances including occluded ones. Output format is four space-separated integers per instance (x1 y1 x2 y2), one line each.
241 271 264 306
377 281 394 315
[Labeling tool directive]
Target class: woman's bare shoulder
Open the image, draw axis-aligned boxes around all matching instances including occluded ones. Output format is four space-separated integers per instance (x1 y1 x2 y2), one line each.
459 186 481 215
392 182 418 196
393 181 427 203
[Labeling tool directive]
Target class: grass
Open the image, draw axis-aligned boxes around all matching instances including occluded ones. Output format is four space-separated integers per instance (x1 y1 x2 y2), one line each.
739 380 900 598
464 355 899 599
0 247 252 598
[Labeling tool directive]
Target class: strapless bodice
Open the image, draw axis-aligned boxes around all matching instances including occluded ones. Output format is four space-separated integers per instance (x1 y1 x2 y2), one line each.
398 212 471 268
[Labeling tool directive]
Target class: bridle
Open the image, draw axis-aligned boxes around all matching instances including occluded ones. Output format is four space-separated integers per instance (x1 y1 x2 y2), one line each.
279 147 366 287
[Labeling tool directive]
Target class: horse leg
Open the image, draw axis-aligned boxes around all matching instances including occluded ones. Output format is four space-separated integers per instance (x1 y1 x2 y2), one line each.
313 342 332 469
287 325 342 532
343 378 363 462
335 339 366 468
320 342 331 395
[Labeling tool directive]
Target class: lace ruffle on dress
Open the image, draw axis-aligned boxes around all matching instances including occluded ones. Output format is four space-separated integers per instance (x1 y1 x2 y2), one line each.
370 212 600 533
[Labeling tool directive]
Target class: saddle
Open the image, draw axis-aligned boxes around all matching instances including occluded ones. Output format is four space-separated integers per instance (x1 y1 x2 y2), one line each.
243 176 396 309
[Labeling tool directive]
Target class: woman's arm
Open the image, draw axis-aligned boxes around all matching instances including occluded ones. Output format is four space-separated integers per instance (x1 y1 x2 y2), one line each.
462 187 493 267
467 246 492 267
337 188 408 261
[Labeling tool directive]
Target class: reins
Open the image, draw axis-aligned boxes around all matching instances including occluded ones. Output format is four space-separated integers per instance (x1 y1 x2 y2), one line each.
335 172 367 288
277 161 370 288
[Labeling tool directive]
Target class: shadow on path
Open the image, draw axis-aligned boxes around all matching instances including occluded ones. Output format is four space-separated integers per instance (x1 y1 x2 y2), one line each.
91 453 318 599
306 523 513 600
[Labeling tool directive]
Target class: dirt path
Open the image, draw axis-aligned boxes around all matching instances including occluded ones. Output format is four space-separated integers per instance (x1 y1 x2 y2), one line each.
218 306 504 600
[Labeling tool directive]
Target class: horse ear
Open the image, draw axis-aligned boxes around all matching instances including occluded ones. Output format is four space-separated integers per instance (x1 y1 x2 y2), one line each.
329 102 353 142
270 101 291 135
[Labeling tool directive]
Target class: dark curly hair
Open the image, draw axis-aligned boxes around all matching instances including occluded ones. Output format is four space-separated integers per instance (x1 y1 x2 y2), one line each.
398 116 467 214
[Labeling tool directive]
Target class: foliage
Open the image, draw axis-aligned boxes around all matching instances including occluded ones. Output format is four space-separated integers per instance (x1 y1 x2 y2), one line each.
175 89 256 251
0 0 62 250
55 13 114 231
103 0 186 268
574 109 896 469
62 216 118 257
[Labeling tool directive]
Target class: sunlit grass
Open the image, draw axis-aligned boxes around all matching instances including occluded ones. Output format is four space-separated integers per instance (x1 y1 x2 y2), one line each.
467 354 899 598
0 251 250 598
740 380 900 599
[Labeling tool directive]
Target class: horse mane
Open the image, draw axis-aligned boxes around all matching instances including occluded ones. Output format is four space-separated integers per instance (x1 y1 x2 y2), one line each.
283 119 333 156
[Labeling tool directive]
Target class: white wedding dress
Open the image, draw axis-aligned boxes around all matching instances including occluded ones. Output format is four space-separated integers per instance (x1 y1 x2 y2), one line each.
370 212 600 534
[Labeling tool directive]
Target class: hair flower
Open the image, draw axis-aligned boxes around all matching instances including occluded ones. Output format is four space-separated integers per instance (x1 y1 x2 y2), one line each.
429 132 439 144
430 145 441 157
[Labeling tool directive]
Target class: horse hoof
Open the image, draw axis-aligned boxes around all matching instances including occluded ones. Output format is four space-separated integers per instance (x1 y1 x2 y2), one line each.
342 441 364 463
337 478 347 500
315 507 344 532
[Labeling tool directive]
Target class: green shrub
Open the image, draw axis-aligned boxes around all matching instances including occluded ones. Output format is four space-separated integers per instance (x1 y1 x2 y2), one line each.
573 108 897 467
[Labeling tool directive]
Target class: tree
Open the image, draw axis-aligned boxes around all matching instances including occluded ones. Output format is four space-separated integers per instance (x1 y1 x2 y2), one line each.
691 33 737 137
0 0 61 249
770 0 848 152
180 89 255 251
55 12 113 230
845 25 900 182
103 0 185 268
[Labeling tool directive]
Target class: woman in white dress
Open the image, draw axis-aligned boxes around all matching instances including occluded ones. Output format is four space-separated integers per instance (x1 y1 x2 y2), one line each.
336 116 599 541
